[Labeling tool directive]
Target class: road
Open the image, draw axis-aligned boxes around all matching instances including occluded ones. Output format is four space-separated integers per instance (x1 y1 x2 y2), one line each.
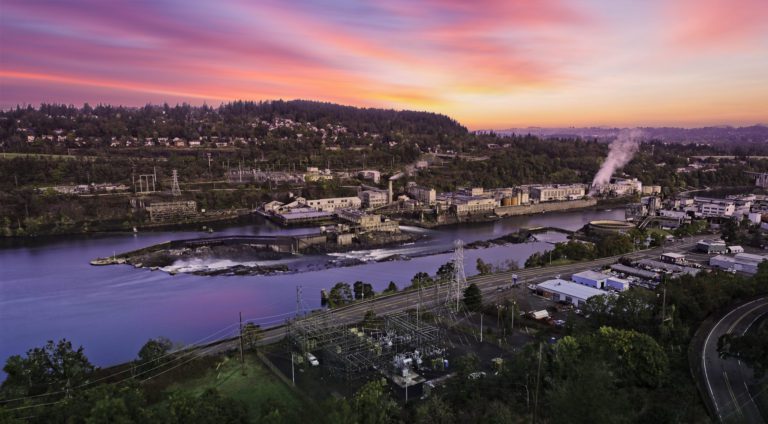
253 236 704 346
701 297 768 423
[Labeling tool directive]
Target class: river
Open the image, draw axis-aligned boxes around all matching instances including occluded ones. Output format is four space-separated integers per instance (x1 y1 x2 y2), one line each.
0 208 624 369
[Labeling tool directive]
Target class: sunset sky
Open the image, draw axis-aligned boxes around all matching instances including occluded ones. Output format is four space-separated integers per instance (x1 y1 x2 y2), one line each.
1 0 767 129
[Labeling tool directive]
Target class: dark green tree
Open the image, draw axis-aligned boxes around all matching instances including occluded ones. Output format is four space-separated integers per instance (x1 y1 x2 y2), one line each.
410 272 433 289
1 339 94 398
383 281 398 293
414 395 455 424
463 283 483 312
718 325 768 377
161 388 248 424
353 281 375 300
436 262 455 283
241 323 263 351
39 384 153 424
352 379 398 424
328 282 353 308
476 258 492 275
136 337 173 374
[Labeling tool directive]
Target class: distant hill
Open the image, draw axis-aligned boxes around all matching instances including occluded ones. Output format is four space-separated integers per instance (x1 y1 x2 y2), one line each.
485 125 768 145
0 100 467 143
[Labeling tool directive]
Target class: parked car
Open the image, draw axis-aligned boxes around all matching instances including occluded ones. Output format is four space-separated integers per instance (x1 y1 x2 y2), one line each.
305 352 320 366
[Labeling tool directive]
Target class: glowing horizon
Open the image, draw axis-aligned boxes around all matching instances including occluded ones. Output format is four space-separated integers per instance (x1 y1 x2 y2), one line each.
1 0 767 130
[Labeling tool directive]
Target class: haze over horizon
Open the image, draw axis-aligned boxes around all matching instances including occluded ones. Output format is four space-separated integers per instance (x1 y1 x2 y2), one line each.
2 0 767 130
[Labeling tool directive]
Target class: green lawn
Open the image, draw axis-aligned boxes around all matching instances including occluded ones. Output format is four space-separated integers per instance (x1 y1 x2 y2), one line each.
162 352 302 422
546 258 577 267
647 228 672 237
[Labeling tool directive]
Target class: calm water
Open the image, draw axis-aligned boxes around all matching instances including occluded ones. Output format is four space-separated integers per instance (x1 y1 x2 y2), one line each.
0 209 624 368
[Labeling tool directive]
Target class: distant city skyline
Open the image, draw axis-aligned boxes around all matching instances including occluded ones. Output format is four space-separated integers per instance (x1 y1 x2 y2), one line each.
1 0 767 129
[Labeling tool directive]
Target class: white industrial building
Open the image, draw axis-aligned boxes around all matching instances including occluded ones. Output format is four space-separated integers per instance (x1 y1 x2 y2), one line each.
359 190 388 209
710 253 768 275
693 197 736 218
599 178 643 196
571 270 609 289
641 185 662 195
530 184 586 202
660 252 686 265
605 277 630 292
407 185 437 206
697 239 728 254
305 196 362 212
450 195 497 216
537 279 608 307
358 170 381 184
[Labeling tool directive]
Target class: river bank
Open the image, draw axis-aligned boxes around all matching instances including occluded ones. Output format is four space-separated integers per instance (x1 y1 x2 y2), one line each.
394 198 611 229
0 209 251 239
0 207 626 372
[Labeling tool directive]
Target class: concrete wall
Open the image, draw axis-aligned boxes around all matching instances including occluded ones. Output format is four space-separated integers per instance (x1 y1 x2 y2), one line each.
495 198 597 217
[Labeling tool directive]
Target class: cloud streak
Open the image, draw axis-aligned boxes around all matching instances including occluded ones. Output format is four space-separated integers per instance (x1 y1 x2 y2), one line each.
1 0 766 127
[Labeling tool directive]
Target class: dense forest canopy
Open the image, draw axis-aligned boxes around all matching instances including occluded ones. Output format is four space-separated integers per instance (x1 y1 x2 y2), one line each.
0 101 467 142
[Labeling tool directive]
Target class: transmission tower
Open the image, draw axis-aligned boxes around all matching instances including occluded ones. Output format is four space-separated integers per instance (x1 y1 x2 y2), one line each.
447 239 467 312
171 169 181 196
296 285 304 318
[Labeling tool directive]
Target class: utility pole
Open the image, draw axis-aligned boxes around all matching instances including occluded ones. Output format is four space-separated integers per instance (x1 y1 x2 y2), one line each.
239 312 245 375
511 301 515 331
533 342 543 424
207 153 212 181
480 313 483 343
291 352 295 386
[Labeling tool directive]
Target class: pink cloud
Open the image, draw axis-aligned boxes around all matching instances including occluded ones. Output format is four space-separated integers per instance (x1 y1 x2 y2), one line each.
665 0 768 50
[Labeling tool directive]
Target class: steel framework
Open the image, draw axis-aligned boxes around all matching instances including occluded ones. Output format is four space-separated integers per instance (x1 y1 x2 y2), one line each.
288 310 444 379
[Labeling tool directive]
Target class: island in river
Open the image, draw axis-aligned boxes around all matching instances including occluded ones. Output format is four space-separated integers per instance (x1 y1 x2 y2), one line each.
93 229 420 276
91 223 577 277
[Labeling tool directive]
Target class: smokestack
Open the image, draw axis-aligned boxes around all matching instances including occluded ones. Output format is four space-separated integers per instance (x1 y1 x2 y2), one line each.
590 129 643 195
388 180 393 203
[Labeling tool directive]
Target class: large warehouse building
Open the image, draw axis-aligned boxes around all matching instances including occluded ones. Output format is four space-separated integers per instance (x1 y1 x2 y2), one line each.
537 279 608 307
571 270 609 289
710 253 768 275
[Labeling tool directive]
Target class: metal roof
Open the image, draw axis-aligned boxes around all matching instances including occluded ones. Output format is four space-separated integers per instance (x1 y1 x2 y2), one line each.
609 264 659 279
572 270 609 281
537 279 608 300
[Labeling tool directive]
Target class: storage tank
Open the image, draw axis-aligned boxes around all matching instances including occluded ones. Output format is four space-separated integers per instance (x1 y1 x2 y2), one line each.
501 197 513 206
510 197 519 206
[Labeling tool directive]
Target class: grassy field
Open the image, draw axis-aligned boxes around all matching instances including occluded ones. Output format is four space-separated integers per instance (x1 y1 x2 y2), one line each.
647 227 672 237
162 352 302 422
0 152 96 160
547 258 577 267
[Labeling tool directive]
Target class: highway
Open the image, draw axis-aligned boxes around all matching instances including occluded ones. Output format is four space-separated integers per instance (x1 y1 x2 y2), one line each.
254 236 704 345
701 297 768 423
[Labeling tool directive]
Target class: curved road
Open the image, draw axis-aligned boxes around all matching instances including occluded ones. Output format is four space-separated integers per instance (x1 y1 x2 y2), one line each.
701 297 768 423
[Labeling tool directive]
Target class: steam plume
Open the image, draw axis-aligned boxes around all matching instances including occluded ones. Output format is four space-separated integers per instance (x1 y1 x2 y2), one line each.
590 129 643 194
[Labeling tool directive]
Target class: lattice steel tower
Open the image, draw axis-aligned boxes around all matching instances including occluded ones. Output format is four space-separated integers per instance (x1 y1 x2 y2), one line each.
447 239 467 312
171 169 181 196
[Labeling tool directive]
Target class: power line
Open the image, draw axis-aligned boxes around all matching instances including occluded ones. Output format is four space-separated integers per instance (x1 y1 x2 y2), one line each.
0 310 303 406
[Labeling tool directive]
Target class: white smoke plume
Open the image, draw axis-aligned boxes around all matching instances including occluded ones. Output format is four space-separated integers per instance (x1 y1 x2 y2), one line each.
590 129 644 195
